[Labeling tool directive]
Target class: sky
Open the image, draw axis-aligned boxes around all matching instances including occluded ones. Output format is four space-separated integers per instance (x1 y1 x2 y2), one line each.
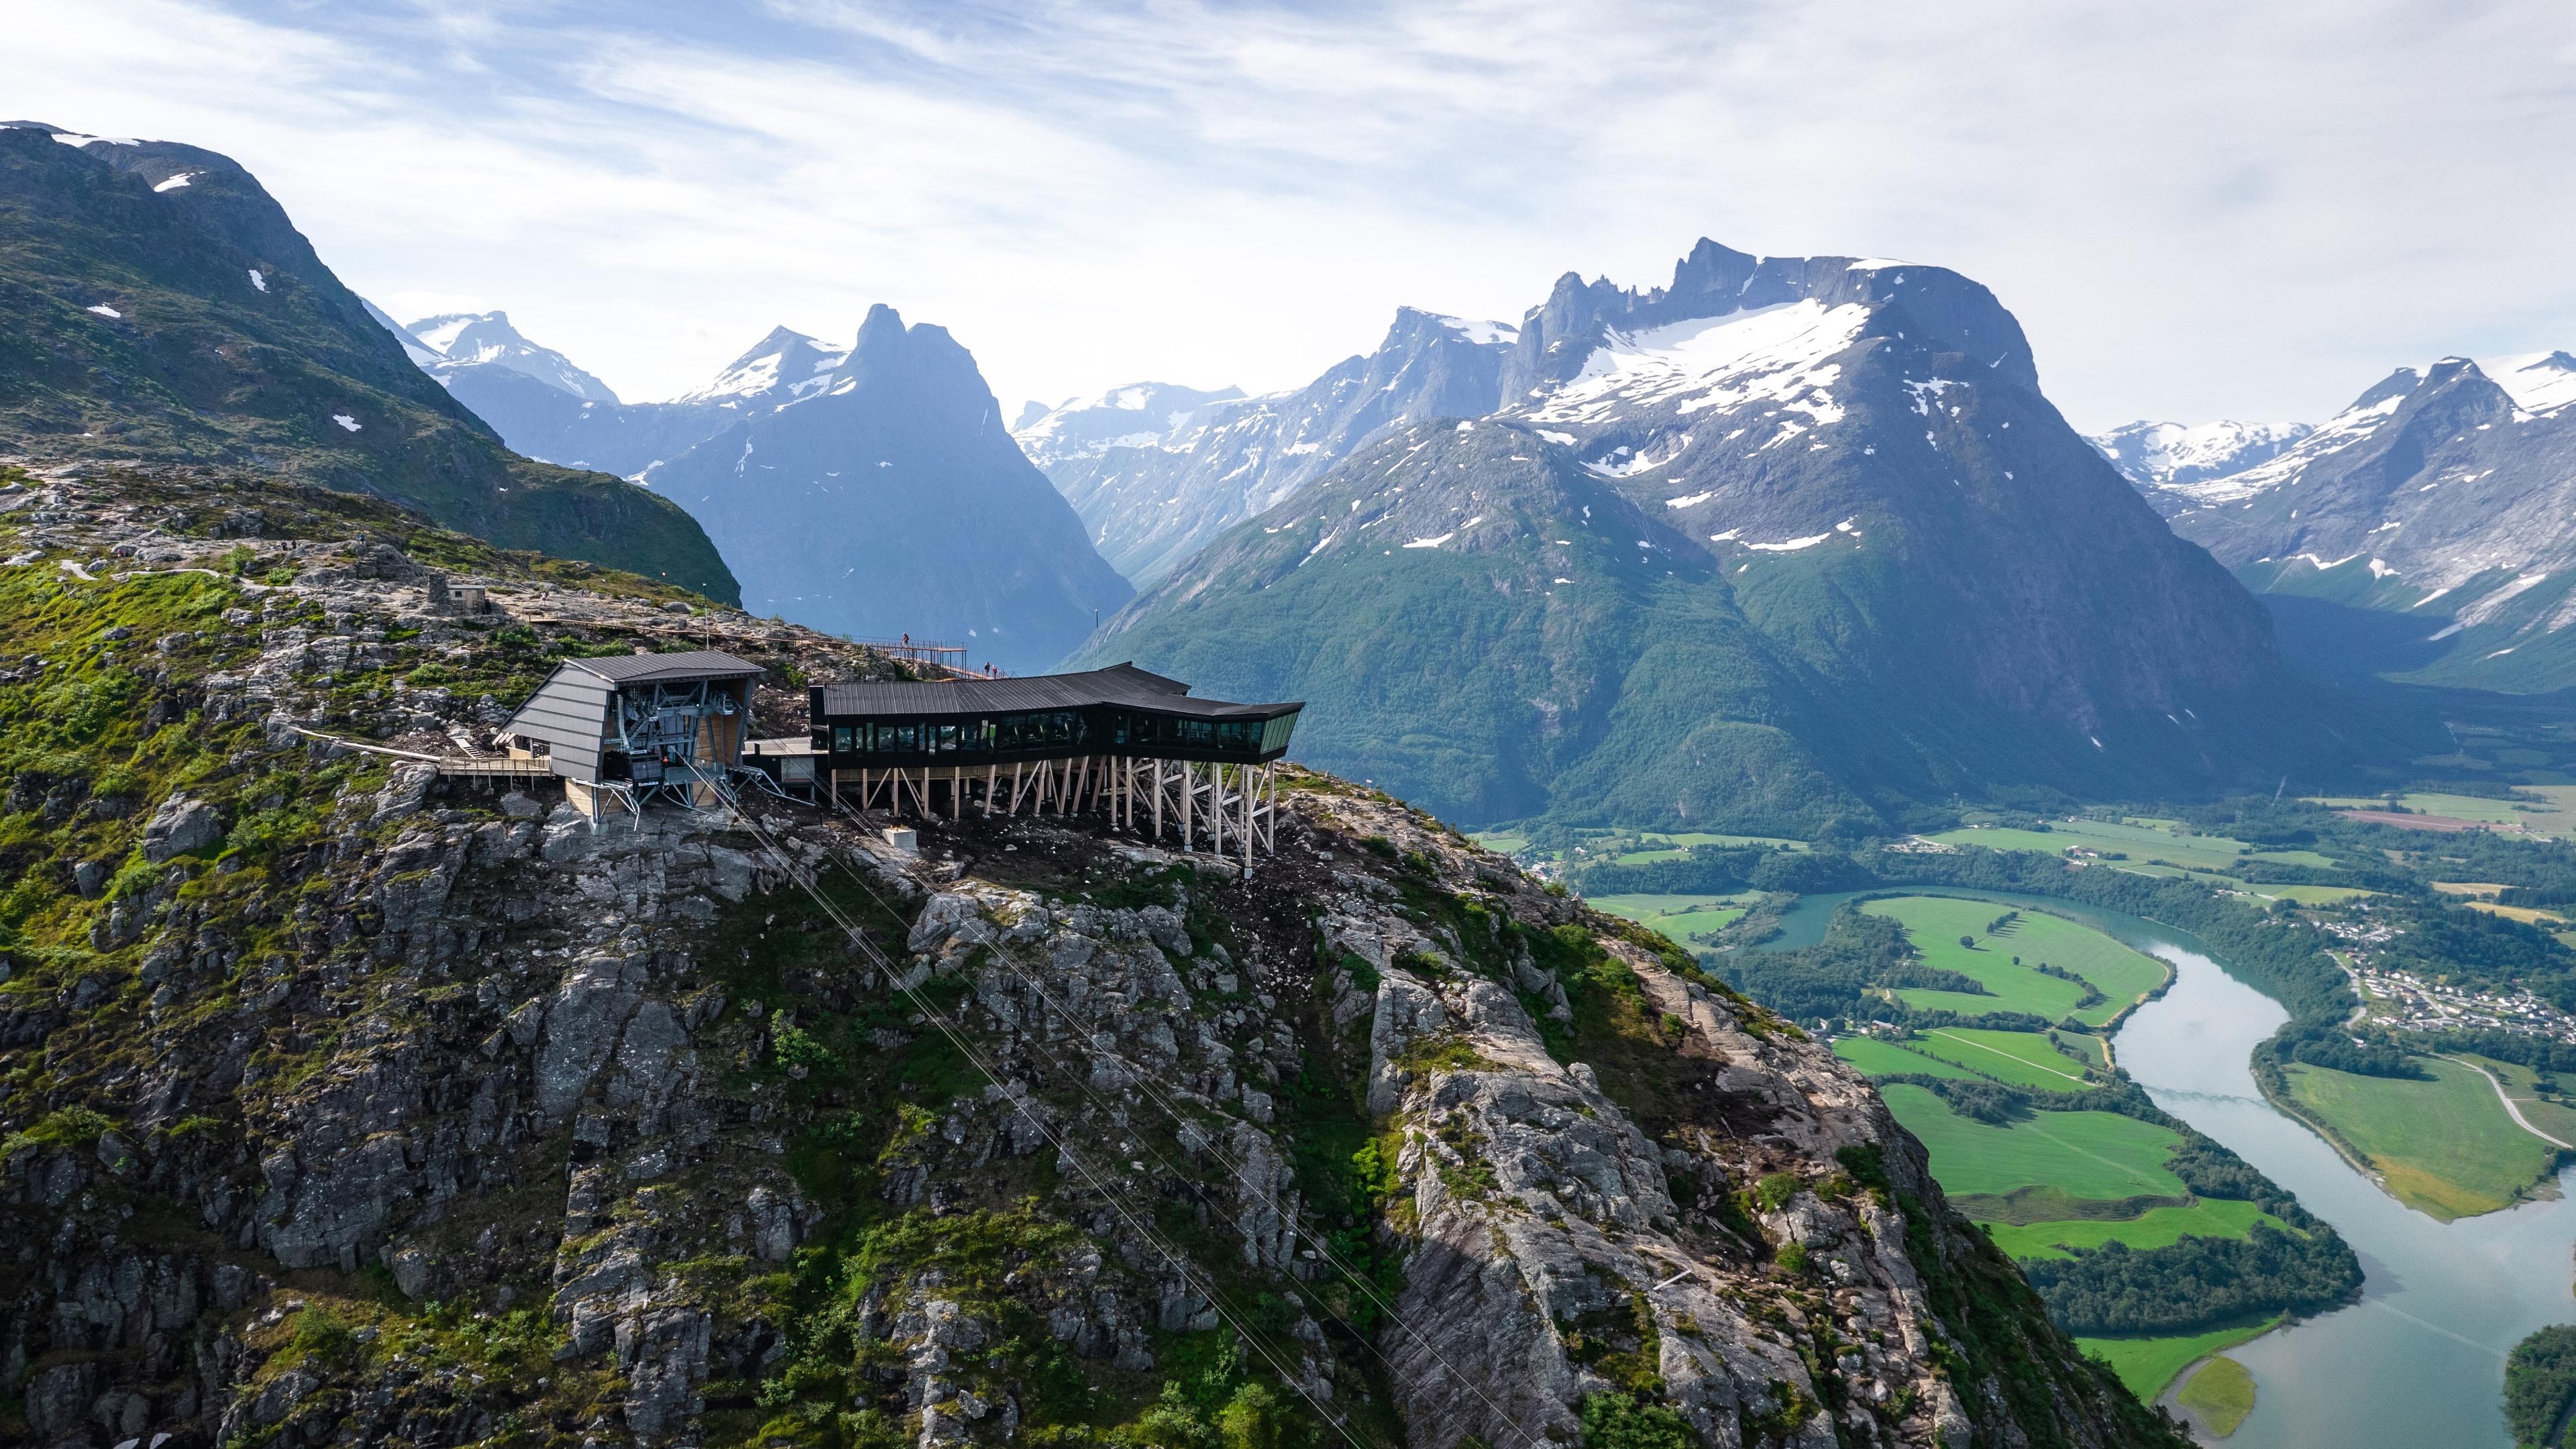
11 0 2576 430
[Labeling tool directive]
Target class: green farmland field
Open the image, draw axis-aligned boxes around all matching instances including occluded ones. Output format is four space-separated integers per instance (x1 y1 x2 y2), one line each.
1830 1036 1983 1080
1982 1197 2280 1260
1880 1084 2186 1199
1904 1027 2096 1090
2285 1058 2561 1220
1929 816 2339 872
1862 896 2170 1026
1585 893 1749 941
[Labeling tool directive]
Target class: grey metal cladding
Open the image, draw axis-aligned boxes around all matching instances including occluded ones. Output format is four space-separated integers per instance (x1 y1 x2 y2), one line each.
503 666 614 782
570 650 763 684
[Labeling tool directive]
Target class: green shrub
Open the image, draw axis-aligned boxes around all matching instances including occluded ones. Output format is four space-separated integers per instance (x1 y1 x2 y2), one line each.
1578 1393 1691 1449
1 1104 115 1159
1753 1171 1803 1211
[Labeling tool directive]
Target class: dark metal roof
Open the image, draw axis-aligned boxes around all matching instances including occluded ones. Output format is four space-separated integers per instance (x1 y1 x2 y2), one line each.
815 662 1299 720
567 650 764 684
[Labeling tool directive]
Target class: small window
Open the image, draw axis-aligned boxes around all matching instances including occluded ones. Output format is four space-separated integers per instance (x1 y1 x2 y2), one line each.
833 725 854 753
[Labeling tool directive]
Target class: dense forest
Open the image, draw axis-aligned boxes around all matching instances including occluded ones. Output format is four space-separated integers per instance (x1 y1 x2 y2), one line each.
2508 1325 2576 1448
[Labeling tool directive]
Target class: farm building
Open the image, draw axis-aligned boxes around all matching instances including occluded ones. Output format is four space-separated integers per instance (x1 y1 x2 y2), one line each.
804 663 1302 861
501 650 763 821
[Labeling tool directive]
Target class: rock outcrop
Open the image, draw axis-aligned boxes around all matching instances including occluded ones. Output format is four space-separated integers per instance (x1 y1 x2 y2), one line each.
0 462 2183 1449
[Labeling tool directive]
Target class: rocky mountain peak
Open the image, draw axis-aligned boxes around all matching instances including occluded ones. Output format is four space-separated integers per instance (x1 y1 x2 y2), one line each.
405 310 621 404
671 325 847 409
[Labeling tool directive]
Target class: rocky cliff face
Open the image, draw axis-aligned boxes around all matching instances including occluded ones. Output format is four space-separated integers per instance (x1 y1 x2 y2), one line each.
0 463 2182 1449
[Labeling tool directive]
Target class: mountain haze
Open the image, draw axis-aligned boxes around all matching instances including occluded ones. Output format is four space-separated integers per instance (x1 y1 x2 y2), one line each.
0 123 738 601
390 317 850 481
2133 354 2576 690
1087 241 2396 830
644 304 1132 671
1015 309 1521 582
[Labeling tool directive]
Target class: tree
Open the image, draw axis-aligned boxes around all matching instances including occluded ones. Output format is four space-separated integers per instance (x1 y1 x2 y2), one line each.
1960 934 1976 950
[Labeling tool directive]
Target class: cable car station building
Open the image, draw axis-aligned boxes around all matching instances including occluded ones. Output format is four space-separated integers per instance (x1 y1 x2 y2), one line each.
808 663 1301 862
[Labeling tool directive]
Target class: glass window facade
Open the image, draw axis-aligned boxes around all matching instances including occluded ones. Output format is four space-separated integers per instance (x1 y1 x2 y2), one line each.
816 703 1297 765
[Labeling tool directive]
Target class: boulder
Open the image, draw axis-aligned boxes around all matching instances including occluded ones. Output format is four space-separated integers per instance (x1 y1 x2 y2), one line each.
140 793 220 861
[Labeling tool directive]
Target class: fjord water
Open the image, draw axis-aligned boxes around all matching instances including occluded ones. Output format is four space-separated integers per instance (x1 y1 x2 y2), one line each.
1759 888 2576 1444
2117 937 2575 1447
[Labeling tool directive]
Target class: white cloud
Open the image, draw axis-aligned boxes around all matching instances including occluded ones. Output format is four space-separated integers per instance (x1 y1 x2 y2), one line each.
4 0 2573 429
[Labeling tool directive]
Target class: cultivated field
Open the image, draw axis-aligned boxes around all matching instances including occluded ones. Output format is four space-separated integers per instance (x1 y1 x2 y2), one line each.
2283 1057 2563 1220
1585 892 1750 941
1983 1197 2279 1260
1880 1085 2186 1199
1829 1036 1983 1080
1862 896 2169 1027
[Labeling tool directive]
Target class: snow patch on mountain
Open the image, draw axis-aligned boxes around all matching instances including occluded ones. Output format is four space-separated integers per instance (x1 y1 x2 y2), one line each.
1525 300 1864 429
2485 352 2576 415
2089 419 2312 495
405 311 621 404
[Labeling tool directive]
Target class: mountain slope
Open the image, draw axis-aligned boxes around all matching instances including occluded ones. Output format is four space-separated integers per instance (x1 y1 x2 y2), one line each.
2151 356 2576 690
1014 309 1519 582
645 305 1132 671
1087 241 2399 831
0 460 2189 1449
0 123 738 602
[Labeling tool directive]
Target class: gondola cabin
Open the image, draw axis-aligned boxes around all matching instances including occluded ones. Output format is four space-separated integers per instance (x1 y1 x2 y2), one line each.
500 650 763 822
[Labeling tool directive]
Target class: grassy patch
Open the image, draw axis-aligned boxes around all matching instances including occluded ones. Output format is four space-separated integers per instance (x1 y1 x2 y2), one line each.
2465 1054 2576 1148
1903 1028 2096 1091
1879 1084 2187 1200
2284 1058 2560 1220
2175 1355 2257 1436
2076 1318 2280 1403
1982 1198 2282 1260
1830 1036 1983 1081
1585 893 1749 942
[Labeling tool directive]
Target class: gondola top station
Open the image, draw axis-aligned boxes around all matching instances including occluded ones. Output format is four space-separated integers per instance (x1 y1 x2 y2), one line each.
494 654 1302 866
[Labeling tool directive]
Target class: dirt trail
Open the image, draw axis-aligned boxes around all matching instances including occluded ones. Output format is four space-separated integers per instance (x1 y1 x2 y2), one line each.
2443 1055 2574 1150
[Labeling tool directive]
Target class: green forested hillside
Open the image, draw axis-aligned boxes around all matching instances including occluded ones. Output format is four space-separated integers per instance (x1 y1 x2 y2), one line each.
0 123 737 601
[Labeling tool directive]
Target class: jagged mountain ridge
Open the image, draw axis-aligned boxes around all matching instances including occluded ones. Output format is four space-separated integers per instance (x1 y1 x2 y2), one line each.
640 304 1132 672
0 460 2188 1449
1014 309 1521 583
367 312 849 482
0 123 739 602
2141 354 2576 690
1086 241 2400 830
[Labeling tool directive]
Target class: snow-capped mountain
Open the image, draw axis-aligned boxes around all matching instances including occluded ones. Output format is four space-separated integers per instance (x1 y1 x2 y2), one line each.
1083 239 2393 830
671 325 849 409
407 310 620 402
2152 351 2576 690
1013 309 1519 582
2090 419 2312 497
645 305 1131 672
384 319 857 480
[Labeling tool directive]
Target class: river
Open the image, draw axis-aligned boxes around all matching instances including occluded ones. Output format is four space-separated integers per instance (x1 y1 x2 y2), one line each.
1756 888 2576 1445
